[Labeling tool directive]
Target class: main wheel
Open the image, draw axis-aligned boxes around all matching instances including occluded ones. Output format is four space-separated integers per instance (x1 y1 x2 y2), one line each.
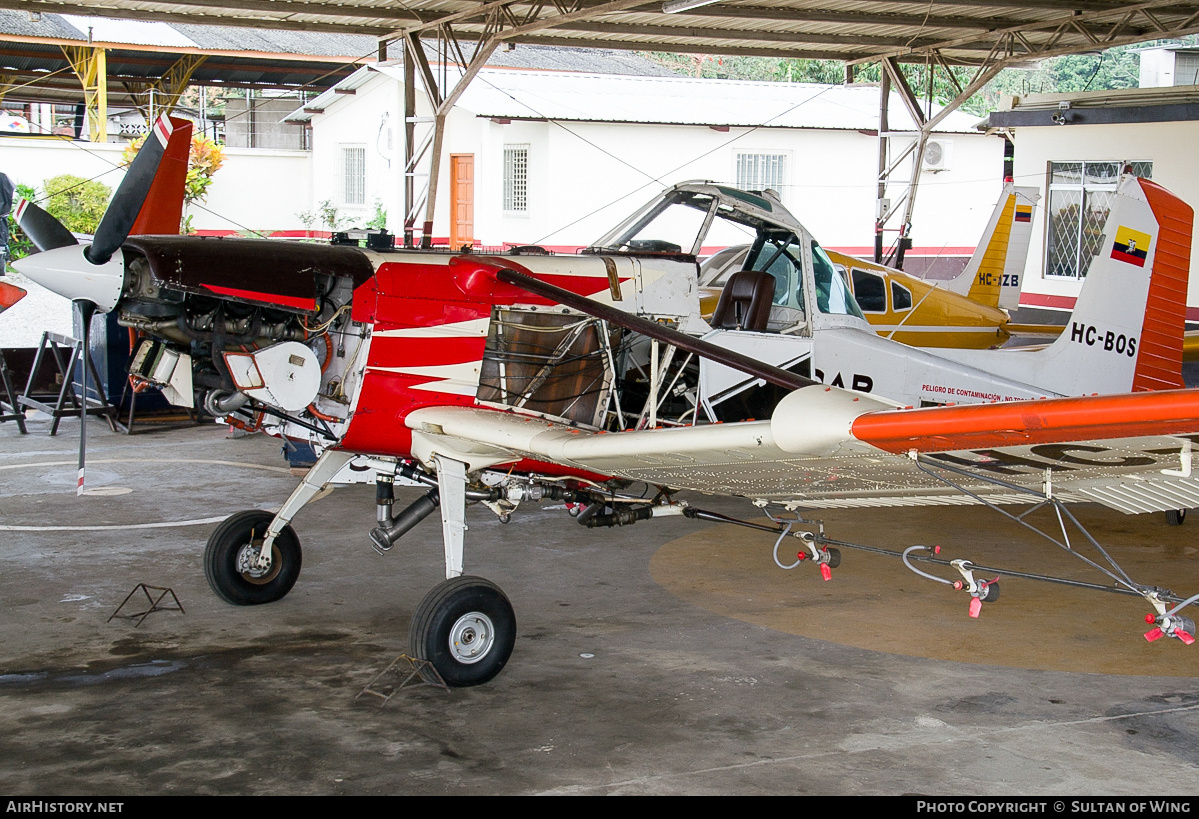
409 576 516 688
204 510 302 606
1167 508 1188 526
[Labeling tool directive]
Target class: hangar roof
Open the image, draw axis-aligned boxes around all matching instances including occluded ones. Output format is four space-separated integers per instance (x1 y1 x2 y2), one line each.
0 10 678 103
0 1 1196 68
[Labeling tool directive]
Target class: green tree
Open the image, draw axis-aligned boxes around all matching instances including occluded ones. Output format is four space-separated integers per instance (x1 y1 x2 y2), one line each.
641 40 1174 117
41 175 112 234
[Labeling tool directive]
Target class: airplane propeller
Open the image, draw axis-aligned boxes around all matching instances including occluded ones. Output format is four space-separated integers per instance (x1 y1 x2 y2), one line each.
13 198 78 253
87 115 175 265
10 113 181 495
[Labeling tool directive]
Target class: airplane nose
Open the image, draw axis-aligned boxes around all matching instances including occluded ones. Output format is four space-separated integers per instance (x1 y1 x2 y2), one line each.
11 244 125 312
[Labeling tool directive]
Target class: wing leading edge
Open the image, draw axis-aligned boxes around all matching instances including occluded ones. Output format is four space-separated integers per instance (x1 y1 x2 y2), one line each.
404 386 1199 514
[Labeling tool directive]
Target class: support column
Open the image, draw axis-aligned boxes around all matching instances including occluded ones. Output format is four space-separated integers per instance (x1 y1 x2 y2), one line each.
404 27 497 249
62 45 107 142
875 70 889 265
404 51 416 248
873 54 1006 269
0 75 16 108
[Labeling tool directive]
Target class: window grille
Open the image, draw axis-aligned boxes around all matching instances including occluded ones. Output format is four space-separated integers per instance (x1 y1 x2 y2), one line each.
1045 160 1152 278
503 145 528 212
342 145 366 205
735 153 787 194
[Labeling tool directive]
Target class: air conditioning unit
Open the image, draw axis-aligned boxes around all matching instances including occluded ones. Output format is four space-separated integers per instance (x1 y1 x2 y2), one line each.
923 139 952 172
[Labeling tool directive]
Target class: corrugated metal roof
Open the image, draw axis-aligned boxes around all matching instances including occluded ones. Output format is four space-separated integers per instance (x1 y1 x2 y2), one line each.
296 62 980 132
0 1 1195 67
0 11 678 104
59 14 197 48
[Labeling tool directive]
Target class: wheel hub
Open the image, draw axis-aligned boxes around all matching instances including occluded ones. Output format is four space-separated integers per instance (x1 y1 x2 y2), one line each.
235 541 280 584
448 612 495 664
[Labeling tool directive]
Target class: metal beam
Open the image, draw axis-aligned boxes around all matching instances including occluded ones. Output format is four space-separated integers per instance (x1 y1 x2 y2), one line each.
393 0 650 40
61 44 106 142
857 0 1199 64
873 54 1008 268
121 52 208 124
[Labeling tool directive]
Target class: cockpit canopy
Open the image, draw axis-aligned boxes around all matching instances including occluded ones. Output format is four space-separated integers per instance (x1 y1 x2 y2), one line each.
590 182 863 321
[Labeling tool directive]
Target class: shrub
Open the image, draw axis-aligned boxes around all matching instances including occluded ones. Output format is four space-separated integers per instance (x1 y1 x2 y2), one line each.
41 175 112 234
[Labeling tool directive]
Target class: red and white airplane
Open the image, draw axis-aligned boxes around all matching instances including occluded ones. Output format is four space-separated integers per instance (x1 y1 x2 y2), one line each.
11 115 1199 686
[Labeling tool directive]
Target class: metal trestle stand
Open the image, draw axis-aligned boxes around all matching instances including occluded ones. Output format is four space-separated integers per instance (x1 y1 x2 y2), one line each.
19 331 118 435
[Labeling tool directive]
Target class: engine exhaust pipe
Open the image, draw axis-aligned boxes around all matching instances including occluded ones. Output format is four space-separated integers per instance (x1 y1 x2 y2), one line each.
370 476 440 554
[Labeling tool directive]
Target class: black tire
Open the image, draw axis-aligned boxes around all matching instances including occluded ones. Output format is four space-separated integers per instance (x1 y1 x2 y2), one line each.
409 576 516 688
204 510 302 606
1167 508 1188 526
979 581 1000 603
824 547 841 569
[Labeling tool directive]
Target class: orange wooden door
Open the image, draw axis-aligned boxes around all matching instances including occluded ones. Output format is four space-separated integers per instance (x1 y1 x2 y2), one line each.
450 154 474 249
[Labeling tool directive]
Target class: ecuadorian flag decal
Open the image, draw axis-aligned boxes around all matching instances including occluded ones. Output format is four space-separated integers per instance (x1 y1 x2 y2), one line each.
1111 225 1151 267
1015 205 1033 223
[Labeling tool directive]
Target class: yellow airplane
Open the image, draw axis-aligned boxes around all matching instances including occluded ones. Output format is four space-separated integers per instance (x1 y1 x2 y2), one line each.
699 183 1043 350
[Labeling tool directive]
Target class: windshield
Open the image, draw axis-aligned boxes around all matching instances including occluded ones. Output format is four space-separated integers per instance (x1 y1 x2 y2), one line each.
812 241 865 319
744 232 805 312
591 189 761 255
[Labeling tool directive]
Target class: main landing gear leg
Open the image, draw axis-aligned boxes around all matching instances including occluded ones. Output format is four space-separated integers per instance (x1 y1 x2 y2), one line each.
408 454 516 686
434 454 467 579
204 449 354 605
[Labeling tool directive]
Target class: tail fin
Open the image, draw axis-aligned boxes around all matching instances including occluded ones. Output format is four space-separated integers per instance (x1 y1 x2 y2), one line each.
946 183 1039 310
1033 175 1191 395
128 116 192 236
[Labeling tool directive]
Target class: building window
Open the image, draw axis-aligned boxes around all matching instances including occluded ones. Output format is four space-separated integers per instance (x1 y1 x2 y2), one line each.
341 145 366 206
1176 52 1199 85
503 145 528 213
1045 160 1152 278
735 152 787 195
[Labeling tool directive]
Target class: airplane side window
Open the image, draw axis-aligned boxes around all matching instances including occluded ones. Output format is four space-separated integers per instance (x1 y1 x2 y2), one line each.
851 269 886 313
812 241 865 319
891 281 913 311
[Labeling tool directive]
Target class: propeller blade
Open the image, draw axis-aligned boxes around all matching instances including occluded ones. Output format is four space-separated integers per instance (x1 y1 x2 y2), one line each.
76 300 94 496
85 114 174 265
129 116 192 236
14 198 78 253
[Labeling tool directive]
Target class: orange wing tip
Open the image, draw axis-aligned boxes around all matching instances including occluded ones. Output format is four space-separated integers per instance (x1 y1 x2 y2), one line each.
0 280 27 309
852 390 1199 454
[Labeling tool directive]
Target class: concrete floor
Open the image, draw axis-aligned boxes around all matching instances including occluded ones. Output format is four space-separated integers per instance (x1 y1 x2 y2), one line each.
1 416 1199 795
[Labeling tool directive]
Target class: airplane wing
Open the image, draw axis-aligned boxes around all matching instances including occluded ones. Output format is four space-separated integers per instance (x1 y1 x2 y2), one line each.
404 385 1199 514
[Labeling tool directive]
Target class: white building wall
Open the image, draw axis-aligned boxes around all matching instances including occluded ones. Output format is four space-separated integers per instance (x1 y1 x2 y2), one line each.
0 137 128 199
302 71 1003 256
194 147 310 233
1010 119 1199 311
480 118 1002 253
305 77 405 233
0 135 310 235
